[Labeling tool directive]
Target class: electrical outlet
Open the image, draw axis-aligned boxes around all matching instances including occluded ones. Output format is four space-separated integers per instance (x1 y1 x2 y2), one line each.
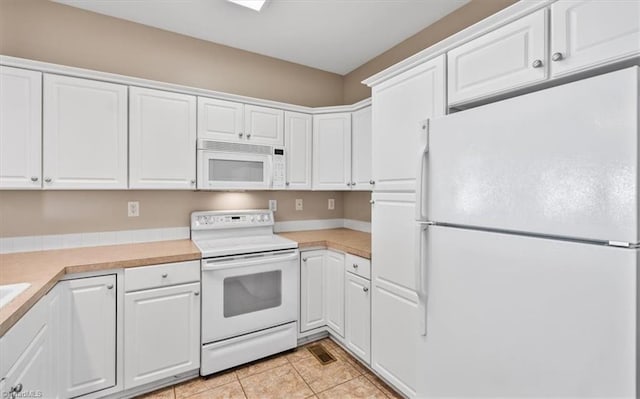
128 201 140 217
269 199 277 212
328 198 335 210
295 199 303 211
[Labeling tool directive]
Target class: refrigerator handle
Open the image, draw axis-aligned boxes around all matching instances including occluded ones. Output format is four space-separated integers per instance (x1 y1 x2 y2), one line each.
415 119 429 221
415 222 429 336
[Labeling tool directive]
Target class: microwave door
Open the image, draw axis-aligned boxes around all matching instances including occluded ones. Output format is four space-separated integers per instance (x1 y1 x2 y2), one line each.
198 151 271 190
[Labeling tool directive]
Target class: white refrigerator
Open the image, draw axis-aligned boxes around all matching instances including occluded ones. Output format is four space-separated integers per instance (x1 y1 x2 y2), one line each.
415 67 638 398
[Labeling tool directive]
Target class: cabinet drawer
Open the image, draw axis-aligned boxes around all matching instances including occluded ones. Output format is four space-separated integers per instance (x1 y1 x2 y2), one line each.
345 254 371 280
125 260 200 292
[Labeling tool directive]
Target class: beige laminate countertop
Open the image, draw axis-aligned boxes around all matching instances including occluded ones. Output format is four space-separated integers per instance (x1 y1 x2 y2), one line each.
279 228 371 259
0 239 200 336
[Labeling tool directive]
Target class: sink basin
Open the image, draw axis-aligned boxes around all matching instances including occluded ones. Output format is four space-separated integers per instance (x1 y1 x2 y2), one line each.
0 283 31 309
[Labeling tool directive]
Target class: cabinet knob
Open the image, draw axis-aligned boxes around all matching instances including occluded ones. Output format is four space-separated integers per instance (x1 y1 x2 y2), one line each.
30 176 39 182
369 200 375 204
44 177 52 183
531 59 543 68
551 52 564 61
162 273 168 278
239 132 244 138
353 263 359 269
302 258 308 262
285 182 290 186
363 287 369 293
190 179 196 185
351 182 356 186
194 291 200 296
347 182 352 187
106 284 114 290
369 180 375 185
246 133 252 139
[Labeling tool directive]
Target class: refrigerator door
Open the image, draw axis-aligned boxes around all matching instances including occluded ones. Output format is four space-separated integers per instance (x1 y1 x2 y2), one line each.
427 67 639 244
417 225 637 398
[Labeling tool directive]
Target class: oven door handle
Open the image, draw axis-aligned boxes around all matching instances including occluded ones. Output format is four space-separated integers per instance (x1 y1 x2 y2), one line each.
202 250 299 271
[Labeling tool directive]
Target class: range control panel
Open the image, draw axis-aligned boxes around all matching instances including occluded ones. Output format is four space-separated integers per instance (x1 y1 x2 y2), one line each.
191 210 273 229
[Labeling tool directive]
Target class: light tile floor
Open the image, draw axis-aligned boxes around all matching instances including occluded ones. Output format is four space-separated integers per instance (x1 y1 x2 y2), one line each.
136 338 403 399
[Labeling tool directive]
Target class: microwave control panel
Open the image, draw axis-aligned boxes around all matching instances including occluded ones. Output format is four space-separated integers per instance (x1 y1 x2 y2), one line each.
272 147 286 189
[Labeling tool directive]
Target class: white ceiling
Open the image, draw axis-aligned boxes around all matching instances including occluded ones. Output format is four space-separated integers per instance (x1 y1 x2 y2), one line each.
53 0 470 75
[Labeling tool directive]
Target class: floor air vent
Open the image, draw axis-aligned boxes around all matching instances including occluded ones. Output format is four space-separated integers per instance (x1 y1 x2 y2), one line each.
307 344 337 365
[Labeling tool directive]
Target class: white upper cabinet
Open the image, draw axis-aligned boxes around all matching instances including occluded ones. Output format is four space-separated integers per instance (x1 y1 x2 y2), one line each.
351 106 372 190
550 0 640 77
447 9 547 106
43 74 127 189
313 113 352 190
244 104 284 146
129 87 196 189
0 66 42 189
284 111 312 190
372 55 445 192
197 97 243 142
198 98 284 146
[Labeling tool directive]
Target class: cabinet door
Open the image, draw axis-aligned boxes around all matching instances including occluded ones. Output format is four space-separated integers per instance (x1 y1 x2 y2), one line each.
550 0 640 77
447 9 547 106
60 275 116 398
345 272 371 365
372 55 445 192
312 113 352 190
351 106 372 190
0 324 51 399
244 104 284 146
300 251 325 332
324 250 345 337
129 87 196 189
197 97 244 142
371 192 419 397
43 74 127 189
0 287 54 399
124 283 200 389
284 111 312 190
0 66 42 189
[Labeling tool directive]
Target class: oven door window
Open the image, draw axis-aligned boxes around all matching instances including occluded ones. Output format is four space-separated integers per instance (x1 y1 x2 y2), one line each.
223 270 282 317
209 158 264 182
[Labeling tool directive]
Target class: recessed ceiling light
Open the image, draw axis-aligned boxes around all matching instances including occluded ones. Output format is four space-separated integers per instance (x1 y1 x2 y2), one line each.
227 0 267 12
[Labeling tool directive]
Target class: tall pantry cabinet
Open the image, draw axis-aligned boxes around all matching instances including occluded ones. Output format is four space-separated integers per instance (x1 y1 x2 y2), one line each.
369 54 446 397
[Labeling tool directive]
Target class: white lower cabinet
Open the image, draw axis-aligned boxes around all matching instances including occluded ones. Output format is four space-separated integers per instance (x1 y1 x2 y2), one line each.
124 261 201 390
0 287 57 399
345 271 371 365
324 251 345 337
124 283 200 389
299 249 371 365
59 275 117 398
300 250 326 332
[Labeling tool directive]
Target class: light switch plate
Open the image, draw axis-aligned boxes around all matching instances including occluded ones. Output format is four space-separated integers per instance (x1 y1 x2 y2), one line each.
295 199 303 211
328 198 335 210
128 201 140 217
269 199 277 212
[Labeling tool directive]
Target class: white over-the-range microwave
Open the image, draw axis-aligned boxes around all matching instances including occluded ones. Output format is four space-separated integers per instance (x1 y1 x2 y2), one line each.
197 139 286 190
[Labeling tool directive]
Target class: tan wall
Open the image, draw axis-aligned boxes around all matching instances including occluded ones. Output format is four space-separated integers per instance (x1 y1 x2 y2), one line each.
0 0 343 107
343 0 517 104
0 191 344 237
343 191 372 222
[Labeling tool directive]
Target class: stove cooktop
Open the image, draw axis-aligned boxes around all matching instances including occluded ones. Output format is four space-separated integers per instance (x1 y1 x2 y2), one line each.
193 234 298 258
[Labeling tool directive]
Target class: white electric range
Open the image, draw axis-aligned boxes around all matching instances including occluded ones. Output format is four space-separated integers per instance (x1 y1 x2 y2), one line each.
191 209 299 376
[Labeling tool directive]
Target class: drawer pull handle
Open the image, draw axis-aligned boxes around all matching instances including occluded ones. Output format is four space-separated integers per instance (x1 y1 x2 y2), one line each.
302 258 308 262
30 176 39 182
194 291 200 296
531 59 543 68
552 52 564 61
106 284 114 290
363 287 369 293
162 273 168 278
352 263 358 269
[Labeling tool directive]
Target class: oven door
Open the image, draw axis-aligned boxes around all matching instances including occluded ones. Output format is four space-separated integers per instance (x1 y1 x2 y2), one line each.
201 249 298 343
197 150 272 190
